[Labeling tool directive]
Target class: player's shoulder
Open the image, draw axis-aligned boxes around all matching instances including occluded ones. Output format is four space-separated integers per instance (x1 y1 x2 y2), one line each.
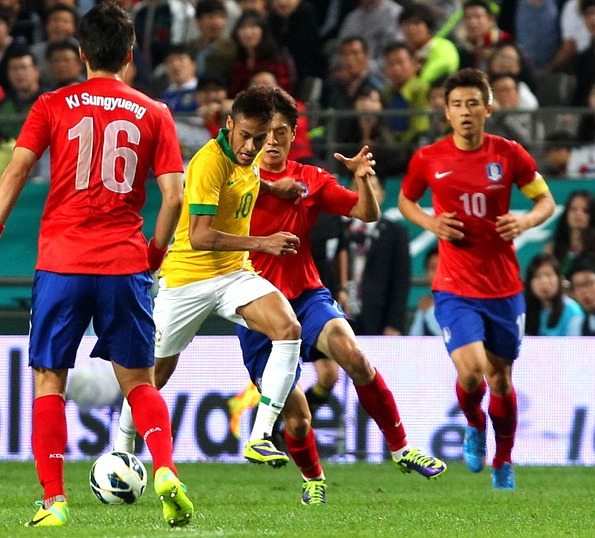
413 136 453 160
484 133 524 152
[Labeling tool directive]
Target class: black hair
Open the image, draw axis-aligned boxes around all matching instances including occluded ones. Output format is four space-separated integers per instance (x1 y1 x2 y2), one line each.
231 84 275 124
5 45 36 66
195 0 226 19
524 253 564 335
567 251 595 280
165 43 194 60
398 4 436 33
463 0 495 16
232 10 280 63
340 35 369 54
384 40 413 58
271 86 298 129
43 4 79 26
444 68 492 106
46 38 79 60
76 2 135 73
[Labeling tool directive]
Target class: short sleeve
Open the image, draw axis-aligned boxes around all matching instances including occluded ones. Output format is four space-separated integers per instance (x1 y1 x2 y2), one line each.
401 150 428 201
15 94 51 158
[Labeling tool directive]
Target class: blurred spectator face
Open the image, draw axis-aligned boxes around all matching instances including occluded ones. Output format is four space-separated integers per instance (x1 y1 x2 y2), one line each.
428 85 446 111
400 18 432 49
236 19 263 51
463 5 493 41
354 88 382 113
583 5 595 35
492 76 520 109
165 52 196 86
0 0 19 17
340 39 368 79
196 82 227 105
571 269 595 312
0 18 10 49
545 145 570 175
49 47 83 85
197 9 227 43
529 261 560 303
567 194 591 231
238 0 268 15
384 46 417 87
490 45 522 76
7 54 39 96
250 70 278 87
270 0 301 17
46 9 77 43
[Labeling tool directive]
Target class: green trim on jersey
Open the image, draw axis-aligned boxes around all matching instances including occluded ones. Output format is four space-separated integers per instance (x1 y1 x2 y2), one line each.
189 204 217 215
216 129 237 163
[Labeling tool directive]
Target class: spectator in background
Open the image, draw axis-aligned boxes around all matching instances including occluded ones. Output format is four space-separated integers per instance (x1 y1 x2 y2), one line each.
409 246 442 336
195 73 232 138
545 189 595 278
228 10 294 97
268 0 328 93
0 0 43 46
488 41 538 107
345 174 411 335
547 0 591 73
399 3 460 86
524 253 584 336
159 43 198 113
488 73 544 147
573 0 595 106
577 83 595 144
381 41 430 147
543 132 595 179
342 86 407 176
236 0 268 16
46 39 85 89
188 0 236 84
0 47 44 140
422 75 452 143
336 0 404 72
131 0 197 87
457 0 513 72
30 5 78 90
250 69 313 162
0 9 26 91
514 0 559 70
568 252 595 335
314 0 357 46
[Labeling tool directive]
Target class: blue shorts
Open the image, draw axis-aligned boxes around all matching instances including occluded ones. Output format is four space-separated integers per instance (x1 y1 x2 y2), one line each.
433 291 525 361
236 287 346 386
29 270 155 369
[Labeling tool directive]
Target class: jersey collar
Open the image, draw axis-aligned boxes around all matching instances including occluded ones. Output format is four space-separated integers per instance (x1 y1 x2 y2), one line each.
216 128 237 163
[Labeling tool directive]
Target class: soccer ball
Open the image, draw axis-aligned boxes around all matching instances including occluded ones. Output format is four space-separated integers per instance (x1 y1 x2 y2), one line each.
89 451 147 504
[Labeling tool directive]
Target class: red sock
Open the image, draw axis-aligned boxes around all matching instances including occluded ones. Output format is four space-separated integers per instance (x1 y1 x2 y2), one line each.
284 427 323 479
32 395 67 500
354 370 406 451
456 379 487 431
489 389 517 468
127 384 177 476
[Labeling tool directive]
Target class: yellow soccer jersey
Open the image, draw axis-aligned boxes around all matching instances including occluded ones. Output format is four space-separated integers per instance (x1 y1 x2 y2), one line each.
161 130 261 287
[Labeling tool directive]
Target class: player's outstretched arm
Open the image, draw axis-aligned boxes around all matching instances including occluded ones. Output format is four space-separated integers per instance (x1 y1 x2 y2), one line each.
496 190 555 242
398 190 464 241
189 214 299 256
0 147 37 236
335 145 380 222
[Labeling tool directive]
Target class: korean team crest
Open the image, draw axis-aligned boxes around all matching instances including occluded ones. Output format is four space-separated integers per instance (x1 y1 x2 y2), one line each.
486 162 503 182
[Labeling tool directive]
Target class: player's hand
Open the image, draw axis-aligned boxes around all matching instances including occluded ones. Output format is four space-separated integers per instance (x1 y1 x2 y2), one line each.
334 145 376 179
268 177 306 200
147 237 169 272
432 212 464 241
265 231 300 256
496 213 527 241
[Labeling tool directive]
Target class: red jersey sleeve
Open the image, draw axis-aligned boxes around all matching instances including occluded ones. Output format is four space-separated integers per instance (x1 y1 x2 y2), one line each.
401 149 429 201
16 93 52 158
316 168 359 216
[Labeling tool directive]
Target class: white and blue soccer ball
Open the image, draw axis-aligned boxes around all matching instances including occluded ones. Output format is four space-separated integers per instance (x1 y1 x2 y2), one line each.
90 451 147 505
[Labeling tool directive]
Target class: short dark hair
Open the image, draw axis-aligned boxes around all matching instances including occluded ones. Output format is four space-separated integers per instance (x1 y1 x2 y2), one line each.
399 5 436 33
76 2 135 73
490 72 519 88
463 0 495 16
384 41 413 58
444 68 492 106
44 5 79 26
195 0 226 19
568 251 595 280
165 43 194 60
340 35 368 54
5 45 36 66
231 85 275 124
272 87 298 129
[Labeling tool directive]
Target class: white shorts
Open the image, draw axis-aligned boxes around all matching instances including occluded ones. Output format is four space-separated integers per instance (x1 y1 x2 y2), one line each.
153 269 279 358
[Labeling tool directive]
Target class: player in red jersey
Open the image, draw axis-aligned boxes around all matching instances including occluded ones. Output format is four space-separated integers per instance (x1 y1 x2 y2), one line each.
399 68 555 489
236 89 447 504
0 3 193 527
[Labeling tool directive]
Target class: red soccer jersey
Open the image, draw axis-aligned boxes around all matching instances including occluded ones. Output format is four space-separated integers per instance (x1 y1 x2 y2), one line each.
16 78 183 275
402 134 538 298
251 160 358 299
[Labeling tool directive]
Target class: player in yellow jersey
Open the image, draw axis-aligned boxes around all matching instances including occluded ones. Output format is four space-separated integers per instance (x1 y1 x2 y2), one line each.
114 86 302 467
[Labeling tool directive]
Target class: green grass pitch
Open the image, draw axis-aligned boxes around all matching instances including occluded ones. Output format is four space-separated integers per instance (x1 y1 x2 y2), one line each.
2 461 594 537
